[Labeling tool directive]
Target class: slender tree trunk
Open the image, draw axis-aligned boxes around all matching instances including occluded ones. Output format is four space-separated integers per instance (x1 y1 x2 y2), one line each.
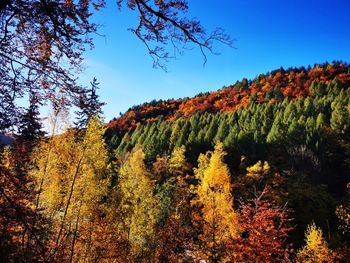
35 113 58 210
69 195 84 263
47 147 86 261
21 114 58 255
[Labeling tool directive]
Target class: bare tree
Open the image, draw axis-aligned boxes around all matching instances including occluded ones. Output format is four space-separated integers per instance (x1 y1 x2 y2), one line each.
117 0 233 69
0 0 232 131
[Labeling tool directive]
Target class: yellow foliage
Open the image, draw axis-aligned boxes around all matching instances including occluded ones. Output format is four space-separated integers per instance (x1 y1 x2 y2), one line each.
246 160 270 179
169 145 188 176
119 145 159 256
194 143 239 257
297 223 335 263
31 117 109 230
1 146 13 169
193 151 210 182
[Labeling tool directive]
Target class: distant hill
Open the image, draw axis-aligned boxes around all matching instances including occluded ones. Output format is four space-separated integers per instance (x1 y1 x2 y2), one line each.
107 62 350 135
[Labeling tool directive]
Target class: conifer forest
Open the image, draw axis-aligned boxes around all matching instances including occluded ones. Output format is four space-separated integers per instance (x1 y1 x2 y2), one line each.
1 1 350 262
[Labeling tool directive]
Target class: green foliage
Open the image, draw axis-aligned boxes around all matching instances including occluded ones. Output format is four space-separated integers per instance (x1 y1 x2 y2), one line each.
330 90 350 134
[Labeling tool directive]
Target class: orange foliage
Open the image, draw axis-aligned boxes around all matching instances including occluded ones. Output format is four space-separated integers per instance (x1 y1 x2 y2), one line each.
107 63 350 135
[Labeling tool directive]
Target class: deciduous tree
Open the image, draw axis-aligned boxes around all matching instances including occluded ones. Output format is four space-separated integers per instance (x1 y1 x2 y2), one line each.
228 190 293 262
297 222 335 263
118 145 159 259
32 117 109 261
0 0 232 131
193 143 239 261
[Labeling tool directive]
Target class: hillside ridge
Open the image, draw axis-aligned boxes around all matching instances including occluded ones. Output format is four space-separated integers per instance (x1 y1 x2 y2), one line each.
107 62 350 135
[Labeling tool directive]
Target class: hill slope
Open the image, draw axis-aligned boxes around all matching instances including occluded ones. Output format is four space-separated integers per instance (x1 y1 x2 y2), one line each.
104 62 350 250
107 62 350 134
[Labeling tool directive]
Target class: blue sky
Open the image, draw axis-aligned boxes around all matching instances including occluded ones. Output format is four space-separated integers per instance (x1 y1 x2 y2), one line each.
79 0 350 121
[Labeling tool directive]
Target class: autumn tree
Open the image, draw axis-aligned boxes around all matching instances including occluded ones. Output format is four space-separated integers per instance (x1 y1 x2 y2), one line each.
193 143 239 262
0 104 72 262
228 190 293 262
233 160 273 197
169 146 192 222
169 145 190 176
118 145 159 260
155 146 194 262
0 146 49 262
297 223 335 262
246 160 270 179
336 182 350 234
32 117 109 262
155 213 194 263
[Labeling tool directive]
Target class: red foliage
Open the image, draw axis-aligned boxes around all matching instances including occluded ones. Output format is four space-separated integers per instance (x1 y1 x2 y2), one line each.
0 143 49 261
155 215 193 262
107 63 350 135
107 99 182 134
227 191 293 262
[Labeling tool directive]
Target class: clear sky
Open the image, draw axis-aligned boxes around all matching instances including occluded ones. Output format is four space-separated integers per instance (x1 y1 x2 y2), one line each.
79 0 350 122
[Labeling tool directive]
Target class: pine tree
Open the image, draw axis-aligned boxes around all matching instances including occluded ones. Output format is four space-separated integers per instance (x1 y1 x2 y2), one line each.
316 113 328 129
214 118 228 143
75 78 105 128
18 90 44 142
0 83 19 132
330 90 350 134
169 119 183 150
267 111 285 143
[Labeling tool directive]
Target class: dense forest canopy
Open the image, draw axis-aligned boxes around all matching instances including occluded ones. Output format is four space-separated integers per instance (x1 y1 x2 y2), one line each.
2 61 350 262
107 62 350 134
1 0 350 261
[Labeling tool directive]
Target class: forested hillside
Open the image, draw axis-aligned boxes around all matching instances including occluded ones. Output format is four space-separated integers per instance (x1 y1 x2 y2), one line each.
1 62 350 262
106 62 350 260
107 62 350 133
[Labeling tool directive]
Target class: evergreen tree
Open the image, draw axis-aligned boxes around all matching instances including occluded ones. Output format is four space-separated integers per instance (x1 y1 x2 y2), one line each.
18 90 45 142
316 113 328 129
214 118 228 143
330 90 350 134
75 78 105 128
0 82 19 132
267 111 285 143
